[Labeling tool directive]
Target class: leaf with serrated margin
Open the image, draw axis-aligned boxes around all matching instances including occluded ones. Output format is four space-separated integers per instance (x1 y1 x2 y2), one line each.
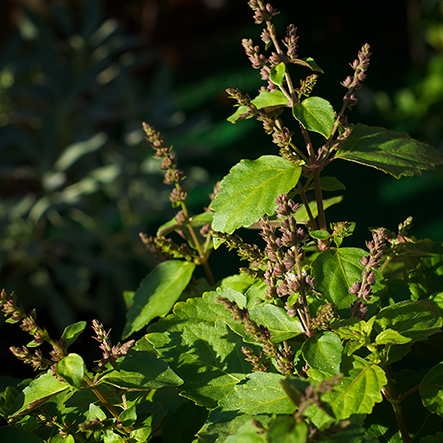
145 289 255 408
210 155 301 234
375 300 442 344
197 410 271 443
310 248 384 318
336 123 443 178
305 356 387 429
101 350 183 390
227 90 288 123
420 362 443 417
218 372 296 416
9 371 70 418
292 97 335 138
301 331 342 376
123 260 195 339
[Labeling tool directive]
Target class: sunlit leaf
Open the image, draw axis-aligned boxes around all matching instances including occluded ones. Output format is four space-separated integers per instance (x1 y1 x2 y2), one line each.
292 97 335 138
210 155 301 234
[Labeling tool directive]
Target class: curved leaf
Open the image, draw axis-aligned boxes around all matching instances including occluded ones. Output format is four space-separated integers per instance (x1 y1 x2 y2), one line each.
218 372 296 416
9 371 70 418
301 331 342 376
56 353 85 390
228 90 288 123
101 350 183 390
123 260 195 339
310 248 384 317
306 356 387 428
420 362 443 417
292 97 335 138
210 155 301 234
336 124 443 178
375 300 442 344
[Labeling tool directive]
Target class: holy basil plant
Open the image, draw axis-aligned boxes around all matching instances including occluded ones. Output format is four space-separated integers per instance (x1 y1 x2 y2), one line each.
2 1 443 442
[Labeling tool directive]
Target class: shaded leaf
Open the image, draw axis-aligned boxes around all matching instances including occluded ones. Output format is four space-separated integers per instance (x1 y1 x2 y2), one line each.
101 350 183 390
123 260 196 338
375 300 442 344
292 97 335 138
145 289 255 408
0 426 44 443
420 361 443 417
218 372 296 416
336 124 443 178
210 155 301 234
294 195 343 224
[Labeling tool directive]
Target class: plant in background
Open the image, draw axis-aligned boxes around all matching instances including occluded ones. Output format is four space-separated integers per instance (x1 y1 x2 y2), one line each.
2 1 443 442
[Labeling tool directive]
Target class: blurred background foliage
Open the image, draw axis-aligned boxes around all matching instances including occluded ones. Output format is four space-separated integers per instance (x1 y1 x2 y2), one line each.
1 0 443 376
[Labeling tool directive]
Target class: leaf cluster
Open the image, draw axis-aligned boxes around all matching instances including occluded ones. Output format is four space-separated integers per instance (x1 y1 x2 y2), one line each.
2 1 443 443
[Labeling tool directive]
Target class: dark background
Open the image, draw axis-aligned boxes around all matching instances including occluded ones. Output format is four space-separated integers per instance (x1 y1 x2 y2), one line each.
1 0 443 379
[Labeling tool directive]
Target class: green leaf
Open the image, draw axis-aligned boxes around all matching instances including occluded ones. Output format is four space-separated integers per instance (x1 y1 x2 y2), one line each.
101 350 183 390
9 371 70 417
56 353 85 390
119 405 137 427
294 57 324 73
224 419 268 443
162 401 207 443
197 411 269 443
227 90 288 123
374 329 412 346
266 416 308 443
0 426 44 442
219 372 296 416
270 62 286 87
310 230 330 240
292 97 335 138
420 362 443 416
336 124 443 178
60 321 87 347
301 331 342 376
294 195 343 224
210 155 302 234
310 248 384 317
316 425 379 442
248 303 304 342
375 300 442 344
146 289 255 407
87 402 107 421
306 176 346 192
305 356 387 428
123 260 196 338
421 432 443 443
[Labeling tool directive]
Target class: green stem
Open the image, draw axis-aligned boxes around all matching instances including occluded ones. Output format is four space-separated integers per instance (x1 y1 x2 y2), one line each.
84 373 133 435
175 182 216 286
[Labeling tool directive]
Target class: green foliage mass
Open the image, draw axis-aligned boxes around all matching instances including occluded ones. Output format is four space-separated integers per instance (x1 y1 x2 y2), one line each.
2 1 443 443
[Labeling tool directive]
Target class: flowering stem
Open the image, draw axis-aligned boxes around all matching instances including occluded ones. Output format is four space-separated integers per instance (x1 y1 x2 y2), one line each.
84 373 133 434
